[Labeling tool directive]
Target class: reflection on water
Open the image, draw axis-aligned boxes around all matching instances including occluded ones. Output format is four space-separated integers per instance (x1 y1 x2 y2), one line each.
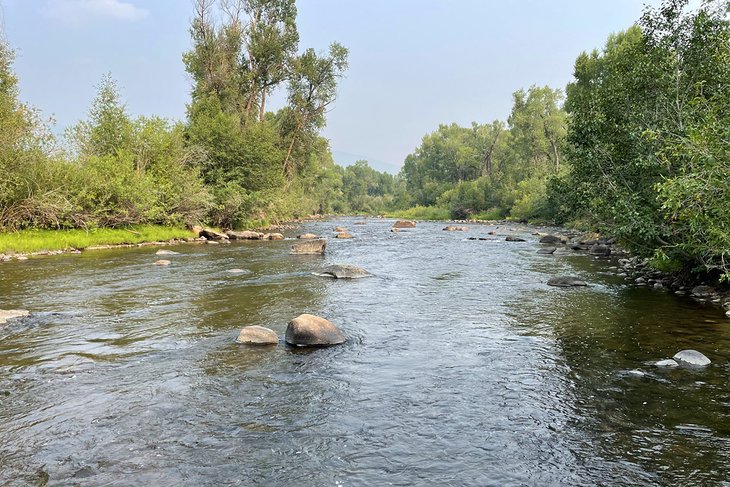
0 219 728 485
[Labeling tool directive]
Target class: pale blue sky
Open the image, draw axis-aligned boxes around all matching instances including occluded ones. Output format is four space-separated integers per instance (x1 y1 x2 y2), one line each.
2 0 661 172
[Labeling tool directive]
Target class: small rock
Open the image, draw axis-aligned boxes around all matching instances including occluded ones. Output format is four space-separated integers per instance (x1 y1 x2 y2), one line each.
392 220 416 229
443 226 467 231
355 222 367 225
691 285 716 298
673 349 711 366
655 359 679 367
226 268 248 274
199 229 229 241
16 256 28 261
487 231 496 235
571 244 590 251
291 239 326 255
226 230 263 240
547 276 588 287
333 227 347 233
391 227 400 233
297 233 318 240
505 236 526 242
589 244 612 257
263 233 285 241
236 325 279 345
285 314 346 347
206 240 220 245
0 309 30 324
335 232 353 239
537 247 557 254
154 259 171 266
156 249 179 256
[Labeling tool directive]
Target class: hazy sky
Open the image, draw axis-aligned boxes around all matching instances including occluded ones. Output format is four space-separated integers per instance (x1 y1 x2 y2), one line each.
2 0 662 172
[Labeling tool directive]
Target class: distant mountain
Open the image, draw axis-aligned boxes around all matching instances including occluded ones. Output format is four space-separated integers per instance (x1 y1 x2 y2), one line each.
331 149 401 175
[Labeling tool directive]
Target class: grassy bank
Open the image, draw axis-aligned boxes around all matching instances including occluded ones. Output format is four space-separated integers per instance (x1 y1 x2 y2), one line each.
0 225 197 254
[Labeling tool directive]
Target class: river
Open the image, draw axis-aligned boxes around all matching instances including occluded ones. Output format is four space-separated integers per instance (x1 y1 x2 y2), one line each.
0 218 729 486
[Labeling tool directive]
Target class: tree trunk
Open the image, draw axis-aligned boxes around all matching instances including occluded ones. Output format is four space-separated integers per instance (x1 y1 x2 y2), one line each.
259 90 266 122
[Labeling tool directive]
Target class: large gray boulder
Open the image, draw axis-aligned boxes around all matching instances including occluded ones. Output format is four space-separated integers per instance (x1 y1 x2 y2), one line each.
547 276 588 287
0 309 30 324
539 235 566 244
315 264 372 279
226 230 263 240
236 325 279 345
285 314 346 346
673 349 711 366
589 244 612 256
291 239 327 255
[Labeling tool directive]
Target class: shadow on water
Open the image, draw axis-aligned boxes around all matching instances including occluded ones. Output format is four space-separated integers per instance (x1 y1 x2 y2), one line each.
0 218 728 485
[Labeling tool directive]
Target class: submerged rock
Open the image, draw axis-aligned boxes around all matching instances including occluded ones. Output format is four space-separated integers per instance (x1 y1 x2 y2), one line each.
673 349 711 366
285 314 346 346
290 239 327 255
392 220 416 229
0 309 30 324
505 236 526 242
655 359 679 367
236 325 279 345
226 268 248 274
154 259 171 266
156 249 179 256
547 276 588 287
315 264 372 279
537 247 557 254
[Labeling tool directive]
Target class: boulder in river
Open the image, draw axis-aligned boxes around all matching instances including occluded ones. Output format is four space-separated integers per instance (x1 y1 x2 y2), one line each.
263 233 285 241
539 235 566 244
0 309 30 324
333 226 347 232
547 276 588 287
655 359 679 367
199 228 229 241
236 325 279 345
537 247 557 254
505 236 526 242
285 314 346 346
290 239 327 255
156 249 179 256
226 230 263 240
443 226 467 231
391 227 400 233
297 233 318 240
335 232 353 239
392 220 416 229
154 259 171 266
314 264 372 279
673 349 711 366
589 244 612 257
691 285 716 298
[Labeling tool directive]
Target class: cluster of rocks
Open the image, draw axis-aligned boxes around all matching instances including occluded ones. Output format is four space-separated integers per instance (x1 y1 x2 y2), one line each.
237 314 346 347
655 349 712 367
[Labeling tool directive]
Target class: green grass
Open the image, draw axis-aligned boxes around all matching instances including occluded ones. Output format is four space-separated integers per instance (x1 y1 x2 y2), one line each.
0 225 197 254
385 206 451 220
469 208 506 221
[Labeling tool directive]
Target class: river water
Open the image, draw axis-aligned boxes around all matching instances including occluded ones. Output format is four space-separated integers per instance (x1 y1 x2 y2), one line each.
0 218 729 486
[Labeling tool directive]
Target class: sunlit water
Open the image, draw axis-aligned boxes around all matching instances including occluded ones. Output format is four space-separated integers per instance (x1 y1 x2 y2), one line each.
1 218 729 486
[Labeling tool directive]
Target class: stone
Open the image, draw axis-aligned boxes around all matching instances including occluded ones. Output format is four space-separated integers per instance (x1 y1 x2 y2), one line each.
206 240 220 245
655 359 679 367
264 233 285 241
392 220 416 229
355 222 367 225
505 236 526 242
199 228 229 241
335 232 353 239
333 227 347 233
673 349 711 366
443 226 467 231
547 276 588 287
290 239 327 255
487 231 496 235
0 309 30 324
537 247 557 254
154 260 171 266
236 325 279 345
391 228 400 233
691 285 716 298
314 264 372 279
226 230 263 240
539 235 566 244
156 249 179 256
285 314 346 346
297 233 318 240
571 244 590 251
589 244 612 257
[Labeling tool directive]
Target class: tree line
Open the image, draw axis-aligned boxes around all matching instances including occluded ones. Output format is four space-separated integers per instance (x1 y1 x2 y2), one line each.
392 0 729 282
0 0 399 232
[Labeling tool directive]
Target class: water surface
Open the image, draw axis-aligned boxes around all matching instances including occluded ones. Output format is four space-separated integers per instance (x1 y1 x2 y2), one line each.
1 219 728 486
